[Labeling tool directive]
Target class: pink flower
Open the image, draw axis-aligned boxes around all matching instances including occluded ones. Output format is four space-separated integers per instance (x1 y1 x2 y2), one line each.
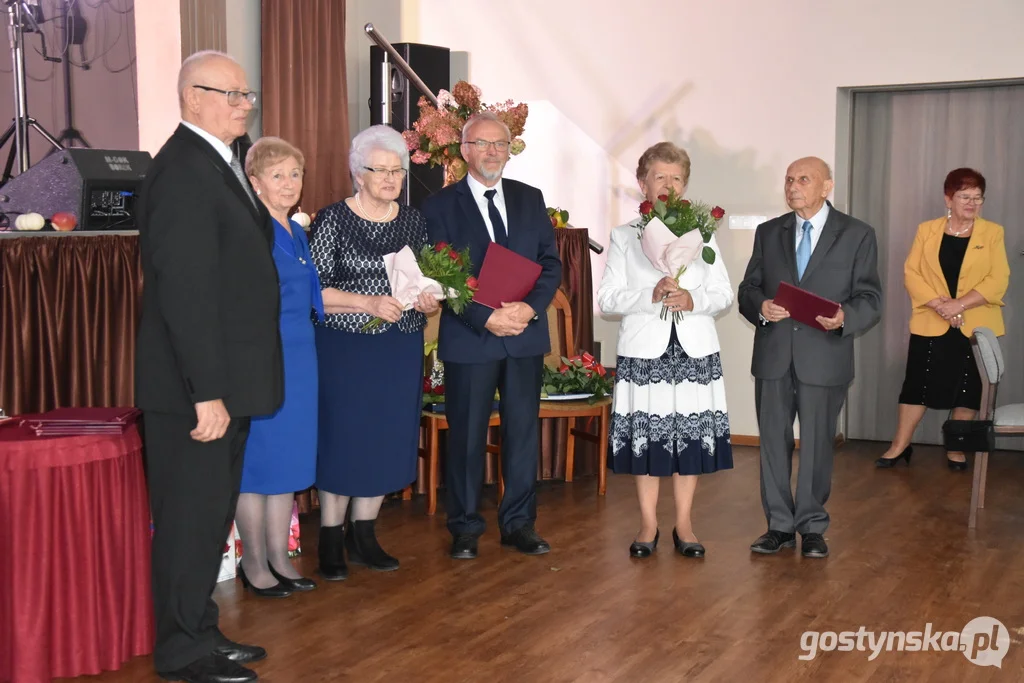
402 129 421 151
411 150 430 164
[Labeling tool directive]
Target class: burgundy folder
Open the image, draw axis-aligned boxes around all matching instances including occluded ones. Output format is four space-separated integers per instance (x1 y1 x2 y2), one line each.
773 282 841 332
471 243 542 310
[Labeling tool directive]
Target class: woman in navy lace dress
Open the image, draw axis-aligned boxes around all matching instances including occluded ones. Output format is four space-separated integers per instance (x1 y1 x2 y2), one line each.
597 142 734 560
309 125 439 579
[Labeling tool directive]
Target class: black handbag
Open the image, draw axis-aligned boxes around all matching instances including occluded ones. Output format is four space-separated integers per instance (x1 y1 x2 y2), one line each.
941 418 994 453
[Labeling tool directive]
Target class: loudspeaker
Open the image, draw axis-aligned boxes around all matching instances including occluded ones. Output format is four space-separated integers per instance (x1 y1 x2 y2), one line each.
369 43 450 208
0 149 152 232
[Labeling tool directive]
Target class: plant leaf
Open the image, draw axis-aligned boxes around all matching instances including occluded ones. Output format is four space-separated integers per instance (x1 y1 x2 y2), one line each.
702 246 716 264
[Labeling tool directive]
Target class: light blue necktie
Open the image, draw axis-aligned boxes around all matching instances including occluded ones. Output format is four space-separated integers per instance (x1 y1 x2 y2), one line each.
796 220 812 279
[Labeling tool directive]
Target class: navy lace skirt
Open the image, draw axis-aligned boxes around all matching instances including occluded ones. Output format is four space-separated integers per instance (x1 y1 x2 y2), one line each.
608 327 733 476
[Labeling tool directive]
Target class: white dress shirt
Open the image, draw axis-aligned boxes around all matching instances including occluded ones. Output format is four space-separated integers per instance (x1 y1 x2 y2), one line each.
465 172 508 242
181 120 233 163
795 201 830 255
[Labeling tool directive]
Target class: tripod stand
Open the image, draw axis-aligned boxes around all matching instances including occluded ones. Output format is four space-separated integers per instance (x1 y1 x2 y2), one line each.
0 0 63 186
54 0 86 149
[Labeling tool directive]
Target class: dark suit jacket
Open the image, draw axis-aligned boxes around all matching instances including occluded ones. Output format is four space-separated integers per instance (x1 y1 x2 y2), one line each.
135 124 283 417
421 177 562 363
737 202 882 387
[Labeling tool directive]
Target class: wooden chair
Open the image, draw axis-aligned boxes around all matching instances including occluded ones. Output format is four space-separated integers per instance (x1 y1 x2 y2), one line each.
537 289 610 496
967 327 1024 528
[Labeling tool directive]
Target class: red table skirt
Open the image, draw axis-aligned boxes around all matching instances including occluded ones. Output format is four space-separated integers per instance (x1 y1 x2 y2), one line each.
0 423 154 682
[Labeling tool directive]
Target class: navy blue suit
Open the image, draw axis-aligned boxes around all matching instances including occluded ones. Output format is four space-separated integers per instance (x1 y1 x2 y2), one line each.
421 176 561 536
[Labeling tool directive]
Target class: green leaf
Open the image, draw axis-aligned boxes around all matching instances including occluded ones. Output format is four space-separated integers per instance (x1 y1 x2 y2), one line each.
702 246 716 264
559 209 569 224
664 214 677 225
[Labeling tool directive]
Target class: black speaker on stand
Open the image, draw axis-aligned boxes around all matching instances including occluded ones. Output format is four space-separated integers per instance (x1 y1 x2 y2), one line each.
369 43 450 208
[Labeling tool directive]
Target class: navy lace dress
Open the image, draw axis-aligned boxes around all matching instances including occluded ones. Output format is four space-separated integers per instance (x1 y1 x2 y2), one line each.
309 201 427 496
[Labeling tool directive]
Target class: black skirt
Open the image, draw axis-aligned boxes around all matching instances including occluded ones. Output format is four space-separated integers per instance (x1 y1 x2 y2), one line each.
897 328 981 410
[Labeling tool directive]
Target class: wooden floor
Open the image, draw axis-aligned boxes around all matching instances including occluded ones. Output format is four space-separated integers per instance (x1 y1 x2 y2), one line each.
70 441 1024 683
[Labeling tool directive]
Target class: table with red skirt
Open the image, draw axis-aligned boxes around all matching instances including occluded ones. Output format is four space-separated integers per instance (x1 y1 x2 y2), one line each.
0 419 153 682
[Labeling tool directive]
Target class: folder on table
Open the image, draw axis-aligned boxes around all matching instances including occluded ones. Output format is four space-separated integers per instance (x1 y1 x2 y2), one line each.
471 242 542 310
773 282 841 332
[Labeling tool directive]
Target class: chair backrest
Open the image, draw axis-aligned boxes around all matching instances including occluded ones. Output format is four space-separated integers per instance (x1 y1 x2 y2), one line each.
971 327 1003 421
544 288 574 367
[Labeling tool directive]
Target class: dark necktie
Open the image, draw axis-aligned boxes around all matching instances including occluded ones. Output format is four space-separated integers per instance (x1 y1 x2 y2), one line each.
483 189 508 247
229 154 258 208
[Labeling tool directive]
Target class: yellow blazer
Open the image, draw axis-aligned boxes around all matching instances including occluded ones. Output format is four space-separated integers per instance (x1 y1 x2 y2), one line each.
904 216 1009 337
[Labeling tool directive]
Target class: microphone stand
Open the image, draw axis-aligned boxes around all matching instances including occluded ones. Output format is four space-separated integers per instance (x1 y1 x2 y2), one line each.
0 0 62 185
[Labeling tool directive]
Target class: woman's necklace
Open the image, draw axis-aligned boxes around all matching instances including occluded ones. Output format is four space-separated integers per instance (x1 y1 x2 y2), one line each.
946 217 972 237
355 192 394 222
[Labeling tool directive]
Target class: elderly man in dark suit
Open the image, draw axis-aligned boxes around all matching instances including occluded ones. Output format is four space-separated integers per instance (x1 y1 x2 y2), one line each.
421 112 562 560
738 157 881 559
136 50 281 683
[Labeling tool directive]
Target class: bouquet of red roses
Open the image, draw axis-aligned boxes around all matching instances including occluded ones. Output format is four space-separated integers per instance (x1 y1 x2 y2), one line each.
637 190 725 321
363 242 477 330
541 352 614 404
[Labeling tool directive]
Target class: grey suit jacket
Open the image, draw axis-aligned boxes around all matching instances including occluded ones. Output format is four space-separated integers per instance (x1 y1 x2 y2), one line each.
737 203 882 387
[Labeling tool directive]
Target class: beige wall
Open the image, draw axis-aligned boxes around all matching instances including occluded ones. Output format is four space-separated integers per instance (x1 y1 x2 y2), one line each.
349 0 1024 437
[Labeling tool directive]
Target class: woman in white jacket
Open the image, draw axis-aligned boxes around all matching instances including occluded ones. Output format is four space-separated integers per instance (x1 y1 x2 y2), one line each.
598 142 734 559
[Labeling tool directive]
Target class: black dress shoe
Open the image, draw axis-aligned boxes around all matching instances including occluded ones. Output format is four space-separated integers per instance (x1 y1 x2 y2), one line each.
629 529 659 558
947 456 969 471
237 565 292 598
450 534 478 560
212 636 266 664
500 526 551 555
158 653 257 683
672 528 705 558
801 533 829 558
876 445 913 468
268 563 316 592
750 530 797 554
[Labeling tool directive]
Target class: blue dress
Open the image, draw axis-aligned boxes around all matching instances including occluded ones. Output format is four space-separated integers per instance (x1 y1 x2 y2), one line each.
241 218 324 494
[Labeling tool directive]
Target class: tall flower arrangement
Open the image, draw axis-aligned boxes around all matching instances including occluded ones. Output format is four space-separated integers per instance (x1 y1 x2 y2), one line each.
402 81 528 184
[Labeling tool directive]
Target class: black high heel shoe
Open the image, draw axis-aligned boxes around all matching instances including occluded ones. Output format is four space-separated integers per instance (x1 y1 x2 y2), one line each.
672 528 705 558
876 445 913 468
629 529 659 558
237 564 293 598
268 563 317 592
947 455 968 471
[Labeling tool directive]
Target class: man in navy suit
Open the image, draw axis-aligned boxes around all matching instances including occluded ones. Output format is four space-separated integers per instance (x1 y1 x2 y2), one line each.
421 112 562 560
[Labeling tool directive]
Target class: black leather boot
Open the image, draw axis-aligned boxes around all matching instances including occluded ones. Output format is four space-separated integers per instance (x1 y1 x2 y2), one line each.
317 524 348 581
346 519 399 571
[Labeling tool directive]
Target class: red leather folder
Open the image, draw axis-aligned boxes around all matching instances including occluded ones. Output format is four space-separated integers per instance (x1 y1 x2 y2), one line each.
773 282 841 332
471 243 542 309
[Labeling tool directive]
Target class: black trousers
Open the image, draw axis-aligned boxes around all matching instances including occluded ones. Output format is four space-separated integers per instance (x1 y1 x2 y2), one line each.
143 412 250 673
443 355 543 537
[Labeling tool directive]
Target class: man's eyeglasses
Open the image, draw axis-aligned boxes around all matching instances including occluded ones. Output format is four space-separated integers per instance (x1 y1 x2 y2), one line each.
192 85 258 107
464 140 510 152
954 193 985 204
363 167 408 179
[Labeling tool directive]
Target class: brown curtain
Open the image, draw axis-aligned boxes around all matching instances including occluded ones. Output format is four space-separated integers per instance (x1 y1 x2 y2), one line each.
180 0 227 59
261 0 352 213
0 236 141 415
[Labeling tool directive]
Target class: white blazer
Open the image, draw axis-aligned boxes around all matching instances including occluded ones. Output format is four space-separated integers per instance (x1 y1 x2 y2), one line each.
598 221 733 360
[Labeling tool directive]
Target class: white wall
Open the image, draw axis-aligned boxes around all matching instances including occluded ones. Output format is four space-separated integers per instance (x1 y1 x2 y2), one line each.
225 0 262 139
349 0 1024 437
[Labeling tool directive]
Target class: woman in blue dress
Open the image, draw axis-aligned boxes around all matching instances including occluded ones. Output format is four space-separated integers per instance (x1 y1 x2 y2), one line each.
235 137 323 597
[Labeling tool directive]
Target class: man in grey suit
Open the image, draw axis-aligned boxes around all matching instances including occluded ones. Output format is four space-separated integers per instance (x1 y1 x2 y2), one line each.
738 157 881 558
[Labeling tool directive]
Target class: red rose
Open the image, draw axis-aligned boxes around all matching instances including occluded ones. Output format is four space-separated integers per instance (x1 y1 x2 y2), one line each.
434 242 448 252
450 252 461 264
681 199 690 207
711 206 725 220
423 378 432 393
466 276 479 289
436 384 445 395
639 200 653 215
658 194 668 202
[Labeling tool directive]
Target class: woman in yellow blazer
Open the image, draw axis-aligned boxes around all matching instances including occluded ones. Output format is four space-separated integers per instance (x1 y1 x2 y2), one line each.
876 168 1009 471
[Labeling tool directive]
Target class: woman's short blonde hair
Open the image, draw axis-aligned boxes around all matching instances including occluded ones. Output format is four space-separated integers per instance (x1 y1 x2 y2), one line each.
245 136 305 178
636 141 691 186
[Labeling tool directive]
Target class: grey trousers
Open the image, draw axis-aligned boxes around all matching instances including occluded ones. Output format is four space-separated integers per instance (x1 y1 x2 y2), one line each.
755 366 847 535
